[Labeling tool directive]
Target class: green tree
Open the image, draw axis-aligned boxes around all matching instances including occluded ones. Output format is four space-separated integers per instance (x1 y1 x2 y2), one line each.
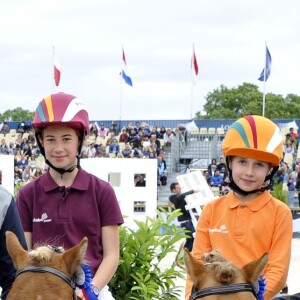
284 94 300 118
196 82 298 119
0 107 34 122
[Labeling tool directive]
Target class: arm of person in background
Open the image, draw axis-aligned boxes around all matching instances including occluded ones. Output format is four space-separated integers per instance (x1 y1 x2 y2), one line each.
0 190 27 300
170 188 200 206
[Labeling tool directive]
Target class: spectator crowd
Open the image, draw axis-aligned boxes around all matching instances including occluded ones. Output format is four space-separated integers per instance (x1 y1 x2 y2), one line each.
0 120 299 206
0 120 177 188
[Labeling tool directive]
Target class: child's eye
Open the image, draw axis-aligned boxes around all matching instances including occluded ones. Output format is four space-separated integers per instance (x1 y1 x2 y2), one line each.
256 163 265 167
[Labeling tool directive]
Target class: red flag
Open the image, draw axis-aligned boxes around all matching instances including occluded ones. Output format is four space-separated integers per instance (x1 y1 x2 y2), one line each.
53 52 62 86
192 48 198 76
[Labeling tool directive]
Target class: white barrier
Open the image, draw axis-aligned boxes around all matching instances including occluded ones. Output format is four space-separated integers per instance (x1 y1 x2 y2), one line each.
0 156 158 229
0 155 15 195
81 158 157 228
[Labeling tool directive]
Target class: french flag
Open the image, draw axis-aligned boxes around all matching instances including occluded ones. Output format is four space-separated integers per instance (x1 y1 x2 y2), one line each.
121 48 133 86
53 51 62 87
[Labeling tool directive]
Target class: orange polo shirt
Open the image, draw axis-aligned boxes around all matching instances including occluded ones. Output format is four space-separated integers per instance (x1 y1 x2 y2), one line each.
185 190 293 300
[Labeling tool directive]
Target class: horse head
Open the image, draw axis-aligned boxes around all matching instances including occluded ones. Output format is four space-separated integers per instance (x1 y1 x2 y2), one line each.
6 231 88 300
184 248 268 300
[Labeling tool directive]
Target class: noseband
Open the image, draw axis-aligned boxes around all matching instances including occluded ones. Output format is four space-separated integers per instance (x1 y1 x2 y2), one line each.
190 283 258 299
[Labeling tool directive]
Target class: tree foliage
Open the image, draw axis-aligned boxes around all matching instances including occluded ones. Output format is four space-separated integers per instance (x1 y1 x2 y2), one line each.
196 82 300 119
0 107 34 122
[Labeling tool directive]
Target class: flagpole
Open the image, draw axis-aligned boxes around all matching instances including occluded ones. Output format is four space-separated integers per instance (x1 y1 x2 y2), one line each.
262 79 266 117
190 43 198 120
52 46 55 92
120 46 123 121
190 43 195 119
120 71 123 121
262 42 267 117
190 82 193 119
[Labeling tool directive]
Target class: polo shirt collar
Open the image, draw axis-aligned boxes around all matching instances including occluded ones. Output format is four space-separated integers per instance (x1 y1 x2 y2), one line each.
228 190 272 211
42 168 90 192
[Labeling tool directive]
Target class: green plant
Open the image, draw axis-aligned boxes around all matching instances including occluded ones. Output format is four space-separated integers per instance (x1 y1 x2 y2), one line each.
271 180 288 204
108 209 187 300
14 181 25 199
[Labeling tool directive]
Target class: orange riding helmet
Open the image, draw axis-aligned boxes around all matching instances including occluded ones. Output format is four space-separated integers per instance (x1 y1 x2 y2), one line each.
222 115 283 167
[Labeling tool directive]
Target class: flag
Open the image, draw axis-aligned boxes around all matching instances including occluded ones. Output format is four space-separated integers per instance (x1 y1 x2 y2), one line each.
258 46 272 82
53 51 62 86
121 48 133 86
192 47 199 76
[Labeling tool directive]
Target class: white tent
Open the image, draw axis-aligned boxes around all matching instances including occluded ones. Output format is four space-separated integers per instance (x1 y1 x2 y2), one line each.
277 120 298 130
178 120 198 132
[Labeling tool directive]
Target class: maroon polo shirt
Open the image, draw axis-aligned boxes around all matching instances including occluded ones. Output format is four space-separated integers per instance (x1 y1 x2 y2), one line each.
17 168 124 275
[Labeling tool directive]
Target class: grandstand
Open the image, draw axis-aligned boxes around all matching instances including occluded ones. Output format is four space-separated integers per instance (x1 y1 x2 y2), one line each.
1 119 299 211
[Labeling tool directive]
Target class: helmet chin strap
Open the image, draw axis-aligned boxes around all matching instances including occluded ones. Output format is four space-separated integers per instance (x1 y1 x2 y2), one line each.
45 158 78 178
225 157 279 196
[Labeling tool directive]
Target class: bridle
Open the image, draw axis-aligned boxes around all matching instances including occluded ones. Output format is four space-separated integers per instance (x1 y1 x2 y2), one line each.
190 261 259 300
190 283 258 299
16 266 77 300
16 245 78 300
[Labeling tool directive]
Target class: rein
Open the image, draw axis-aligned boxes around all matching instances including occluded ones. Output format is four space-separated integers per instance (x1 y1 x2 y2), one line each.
190 283 257 299
16 266 77 300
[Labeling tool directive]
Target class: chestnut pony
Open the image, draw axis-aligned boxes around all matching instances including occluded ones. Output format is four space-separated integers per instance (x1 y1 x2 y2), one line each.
6 231 87 300
182 248 268 300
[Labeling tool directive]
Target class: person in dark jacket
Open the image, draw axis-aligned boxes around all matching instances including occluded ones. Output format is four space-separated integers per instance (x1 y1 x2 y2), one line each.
169 182 200 251
0 186 27 300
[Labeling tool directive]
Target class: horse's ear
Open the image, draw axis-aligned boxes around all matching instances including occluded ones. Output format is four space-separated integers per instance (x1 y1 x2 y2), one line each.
241 252 268 283
6 231 28 269
62 237 88 276
184 248 208 286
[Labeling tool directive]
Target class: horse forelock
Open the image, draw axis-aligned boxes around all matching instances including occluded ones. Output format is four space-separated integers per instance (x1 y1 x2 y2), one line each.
212 261 238 284
29 246 54 262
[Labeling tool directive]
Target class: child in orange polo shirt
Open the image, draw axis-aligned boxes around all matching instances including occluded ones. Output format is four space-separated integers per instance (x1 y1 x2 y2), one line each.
186 115 293 300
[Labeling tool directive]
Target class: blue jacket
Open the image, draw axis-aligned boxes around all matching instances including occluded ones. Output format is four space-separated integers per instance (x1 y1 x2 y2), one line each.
108 143 120 154
210 174 223 187
0 187 27 300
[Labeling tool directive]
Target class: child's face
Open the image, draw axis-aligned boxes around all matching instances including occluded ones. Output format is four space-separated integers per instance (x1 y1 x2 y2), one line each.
230 157 271 192
42 125 80 170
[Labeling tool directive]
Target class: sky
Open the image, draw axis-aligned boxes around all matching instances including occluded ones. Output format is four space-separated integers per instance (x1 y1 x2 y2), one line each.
0 0 300 121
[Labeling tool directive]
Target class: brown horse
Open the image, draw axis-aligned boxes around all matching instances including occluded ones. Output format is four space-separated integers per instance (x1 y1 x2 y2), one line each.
182 248 268 300
6 231 88 300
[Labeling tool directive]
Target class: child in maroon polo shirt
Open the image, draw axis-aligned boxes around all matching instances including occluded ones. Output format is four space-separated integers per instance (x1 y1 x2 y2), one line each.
17 92 123 300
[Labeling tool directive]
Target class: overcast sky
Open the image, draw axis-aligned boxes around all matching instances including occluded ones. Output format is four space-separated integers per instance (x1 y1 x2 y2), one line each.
0 0 299 121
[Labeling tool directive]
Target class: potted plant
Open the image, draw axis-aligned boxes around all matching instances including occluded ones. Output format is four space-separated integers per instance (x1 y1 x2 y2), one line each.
109 209 187 300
